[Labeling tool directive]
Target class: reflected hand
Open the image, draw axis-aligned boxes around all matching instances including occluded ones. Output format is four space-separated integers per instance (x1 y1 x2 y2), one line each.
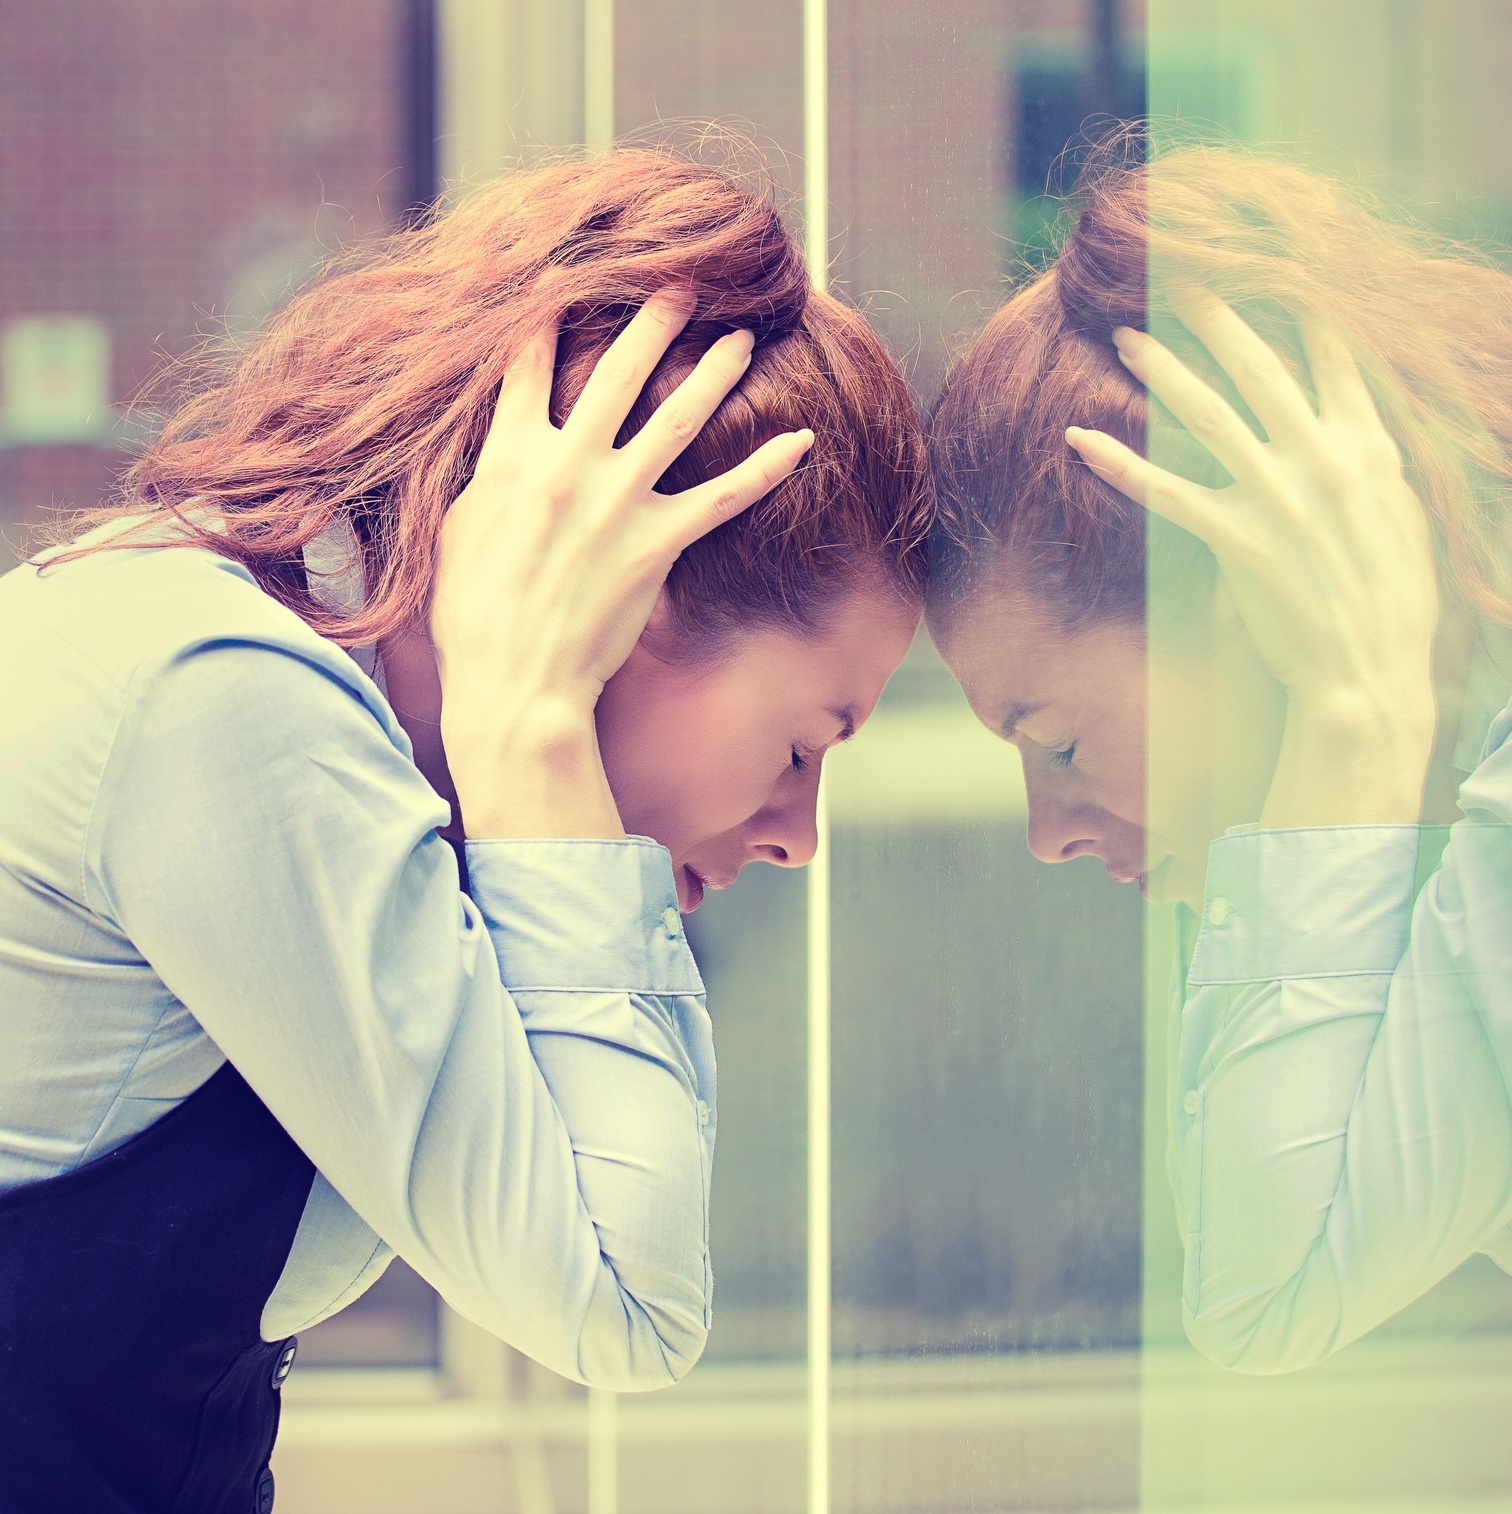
1066 290 1440 827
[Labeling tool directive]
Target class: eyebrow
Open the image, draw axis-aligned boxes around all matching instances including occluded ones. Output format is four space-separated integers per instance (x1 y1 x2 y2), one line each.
999 700 1045 738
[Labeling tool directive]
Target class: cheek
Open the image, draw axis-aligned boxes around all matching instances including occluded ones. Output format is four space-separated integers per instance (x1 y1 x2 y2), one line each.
1096 751 1148 828
1145 656 1286 845
1079 698 1149 828
594 678 700 843
1146 685 1215 841
595 672 778 850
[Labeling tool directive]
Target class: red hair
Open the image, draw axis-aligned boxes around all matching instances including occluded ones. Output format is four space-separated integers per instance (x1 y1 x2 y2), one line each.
930 140 1512 633
52 148 930 646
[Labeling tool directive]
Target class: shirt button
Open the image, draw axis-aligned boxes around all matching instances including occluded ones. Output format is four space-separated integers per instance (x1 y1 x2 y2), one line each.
1208 896 1232 926
661 905 681 938
697 1100 710 1128
270 1338 297 1390
255 1466 276 1514
1183 1089 1201 1117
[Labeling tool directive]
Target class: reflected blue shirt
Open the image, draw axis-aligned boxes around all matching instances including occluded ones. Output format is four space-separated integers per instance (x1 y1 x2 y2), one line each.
0 534 715 1389
1169 625 1512 1373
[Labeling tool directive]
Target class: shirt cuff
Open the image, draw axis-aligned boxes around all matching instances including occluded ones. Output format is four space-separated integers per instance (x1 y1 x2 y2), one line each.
1189 826 1423 985
465 837 705 996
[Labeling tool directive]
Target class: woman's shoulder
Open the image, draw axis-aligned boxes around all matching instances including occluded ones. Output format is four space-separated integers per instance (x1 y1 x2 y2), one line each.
2 522 369 707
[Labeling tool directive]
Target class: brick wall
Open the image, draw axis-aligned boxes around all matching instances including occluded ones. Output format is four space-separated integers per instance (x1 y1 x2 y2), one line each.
0 0 411 561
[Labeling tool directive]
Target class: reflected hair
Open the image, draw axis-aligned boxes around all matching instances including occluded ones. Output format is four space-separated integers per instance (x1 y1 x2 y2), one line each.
929 134 1512 634
50 147 931 648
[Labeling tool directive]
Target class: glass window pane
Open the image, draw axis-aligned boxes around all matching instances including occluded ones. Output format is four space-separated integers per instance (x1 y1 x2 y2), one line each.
18 3 1512 1511
1143 3 1512 1507
824 7 1148 1506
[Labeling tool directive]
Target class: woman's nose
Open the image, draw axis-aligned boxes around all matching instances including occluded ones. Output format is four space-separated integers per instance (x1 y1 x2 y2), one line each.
747 783 821 869
1024 782 1103 865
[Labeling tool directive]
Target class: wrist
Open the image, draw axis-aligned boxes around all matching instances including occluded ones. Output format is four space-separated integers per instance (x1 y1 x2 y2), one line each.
444 698 625 841
1261 684 1436 829
1287 681 1436 758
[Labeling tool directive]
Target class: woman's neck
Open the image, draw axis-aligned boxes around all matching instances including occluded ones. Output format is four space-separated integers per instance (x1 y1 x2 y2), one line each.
379 625 462 839
1422 597 1482 825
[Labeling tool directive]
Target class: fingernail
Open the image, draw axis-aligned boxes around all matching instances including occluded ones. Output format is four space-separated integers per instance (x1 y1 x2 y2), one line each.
794 427 815 449
1065 425 1091 446
731 328 756 359
1111 326 1135 351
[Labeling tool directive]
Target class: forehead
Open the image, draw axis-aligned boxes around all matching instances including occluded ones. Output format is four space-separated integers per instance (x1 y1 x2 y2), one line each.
930 592 1143 726
723 589 921 693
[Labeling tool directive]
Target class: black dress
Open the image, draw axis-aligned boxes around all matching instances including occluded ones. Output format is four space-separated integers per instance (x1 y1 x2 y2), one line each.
0 1061 316 1513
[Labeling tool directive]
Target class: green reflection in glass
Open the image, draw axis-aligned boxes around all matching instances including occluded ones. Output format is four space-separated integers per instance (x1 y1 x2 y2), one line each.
1142 4 1512 1509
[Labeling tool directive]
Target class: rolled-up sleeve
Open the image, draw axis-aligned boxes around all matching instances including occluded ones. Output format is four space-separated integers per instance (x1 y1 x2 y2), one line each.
84 637 714 1389
1172 708 1512 1374
467 840 715 1383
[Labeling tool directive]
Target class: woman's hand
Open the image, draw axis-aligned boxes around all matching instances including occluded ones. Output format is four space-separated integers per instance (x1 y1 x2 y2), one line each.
1066 289 1440 828
432 290 814 840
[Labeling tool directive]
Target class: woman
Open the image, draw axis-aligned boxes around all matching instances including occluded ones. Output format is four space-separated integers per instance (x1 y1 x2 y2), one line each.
928 143 1512 1375
0 149 929 1509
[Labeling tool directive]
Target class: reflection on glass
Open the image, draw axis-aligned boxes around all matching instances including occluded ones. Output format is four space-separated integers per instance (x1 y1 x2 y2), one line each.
1143 8 1512 1505
930 7 1512 1511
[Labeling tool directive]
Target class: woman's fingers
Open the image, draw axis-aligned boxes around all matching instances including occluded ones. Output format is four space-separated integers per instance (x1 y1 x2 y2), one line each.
1065 425 1227 545
1165 286 1319 442
1112 325 1270 485
562 288 696 446
478 321 560 464
670 428 815 545
622 328 756 485
1299 320 1380 428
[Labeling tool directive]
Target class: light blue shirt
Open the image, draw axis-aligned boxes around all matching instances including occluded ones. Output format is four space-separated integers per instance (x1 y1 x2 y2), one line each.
1169 625 1512 1374
0 532 716 1390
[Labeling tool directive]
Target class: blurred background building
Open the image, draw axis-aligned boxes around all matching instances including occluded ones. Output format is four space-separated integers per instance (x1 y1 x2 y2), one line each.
5 2 1512 1512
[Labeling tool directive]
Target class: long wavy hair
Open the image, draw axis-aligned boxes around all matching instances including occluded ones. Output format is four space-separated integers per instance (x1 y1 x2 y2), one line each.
929 138 1512 634
51 147 931 647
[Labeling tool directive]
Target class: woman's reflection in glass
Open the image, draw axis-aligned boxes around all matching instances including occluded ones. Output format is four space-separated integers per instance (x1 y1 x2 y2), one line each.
929 140 1512 1373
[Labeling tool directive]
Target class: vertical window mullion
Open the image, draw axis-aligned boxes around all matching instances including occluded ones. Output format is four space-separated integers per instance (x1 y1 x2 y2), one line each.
803 7 832 1514
583 7 619 1502
583 0 614 150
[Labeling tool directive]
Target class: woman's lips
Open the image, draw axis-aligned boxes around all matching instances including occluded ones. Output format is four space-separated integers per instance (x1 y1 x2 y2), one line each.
680 866 737 913
1107 855 1171 898
1108 855 1168 893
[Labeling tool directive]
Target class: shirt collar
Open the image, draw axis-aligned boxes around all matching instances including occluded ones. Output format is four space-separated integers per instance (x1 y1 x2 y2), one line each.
302 516 383 687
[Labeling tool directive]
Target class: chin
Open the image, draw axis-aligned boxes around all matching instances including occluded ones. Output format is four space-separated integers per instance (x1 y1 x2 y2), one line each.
674 865 702 914
1137 856 1186 907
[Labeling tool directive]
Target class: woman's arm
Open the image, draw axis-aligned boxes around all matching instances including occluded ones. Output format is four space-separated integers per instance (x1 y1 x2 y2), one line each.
1173 736 1512 1371
86 627 713 1389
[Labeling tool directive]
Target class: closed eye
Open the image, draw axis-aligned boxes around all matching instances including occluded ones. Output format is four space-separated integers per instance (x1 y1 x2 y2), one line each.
792 734 840 773
1048 741 1077 769
793 717 856 775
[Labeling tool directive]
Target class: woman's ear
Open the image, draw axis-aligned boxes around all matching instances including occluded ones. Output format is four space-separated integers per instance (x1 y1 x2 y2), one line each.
1209 573 1240 627
642 585 677 637
636 585 683 662
635 586 737 670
